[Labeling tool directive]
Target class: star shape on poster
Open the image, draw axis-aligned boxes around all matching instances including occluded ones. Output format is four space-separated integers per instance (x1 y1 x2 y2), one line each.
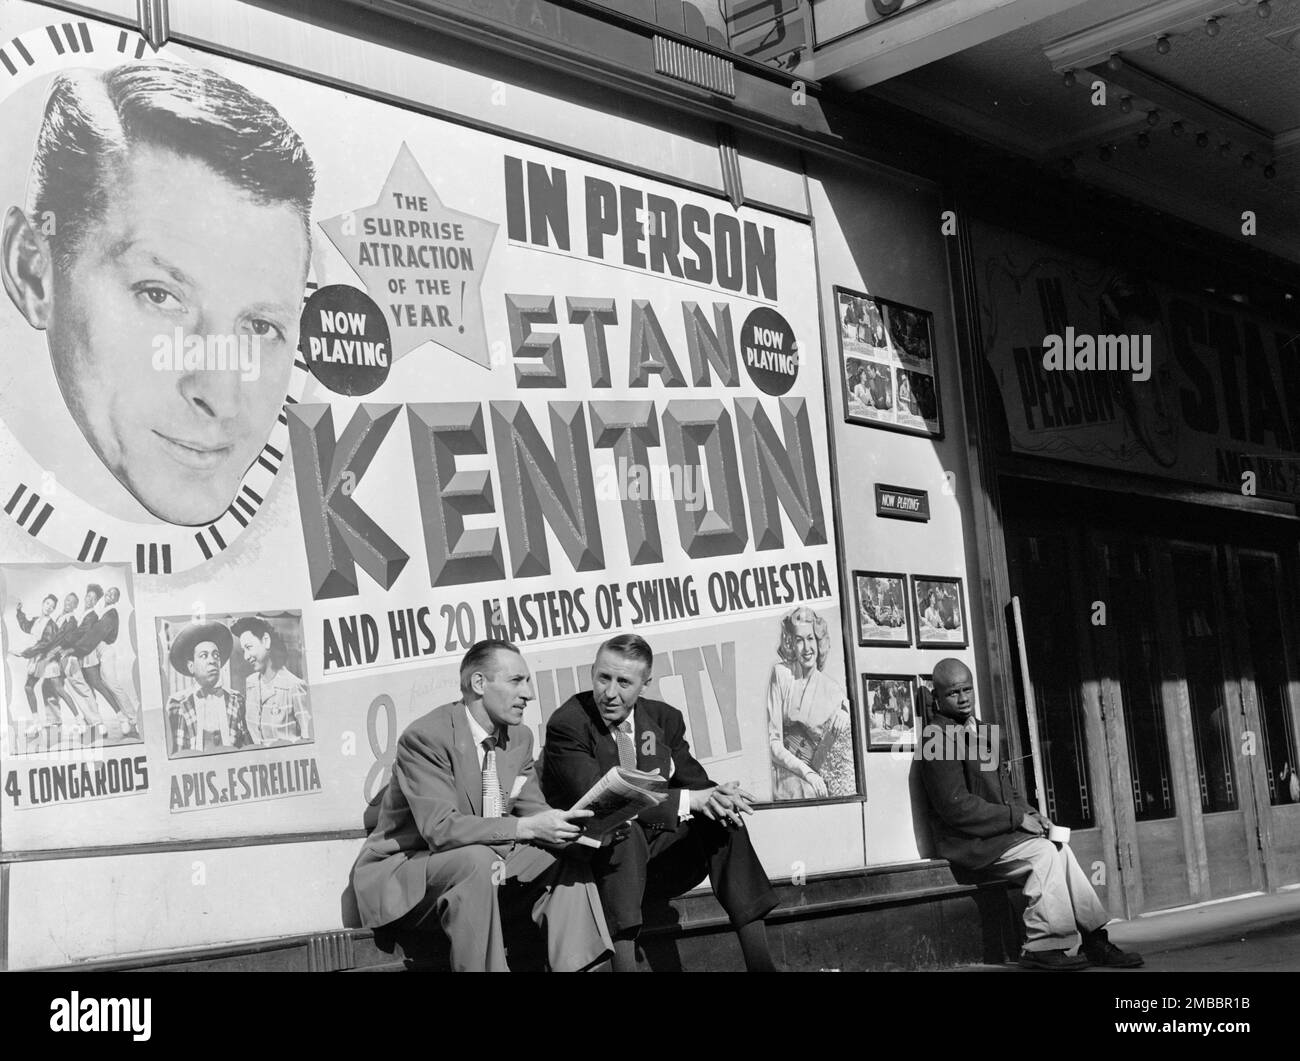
318 142 498 368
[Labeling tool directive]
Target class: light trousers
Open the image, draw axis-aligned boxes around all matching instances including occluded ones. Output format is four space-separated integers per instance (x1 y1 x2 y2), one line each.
987 837 1111 952
400 842 612 972
98 643 140 723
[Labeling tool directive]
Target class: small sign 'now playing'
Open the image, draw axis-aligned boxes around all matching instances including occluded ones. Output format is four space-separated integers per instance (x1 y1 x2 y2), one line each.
875 483 929 522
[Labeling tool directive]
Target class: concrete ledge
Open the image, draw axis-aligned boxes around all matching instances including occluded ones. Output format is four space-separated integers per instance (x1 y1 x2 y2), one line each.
39 861 1022 971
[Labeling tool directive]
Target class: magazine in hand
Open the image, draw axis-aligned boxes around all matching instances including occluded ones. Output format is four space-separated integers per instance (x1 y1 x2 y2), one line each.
571 766 670 847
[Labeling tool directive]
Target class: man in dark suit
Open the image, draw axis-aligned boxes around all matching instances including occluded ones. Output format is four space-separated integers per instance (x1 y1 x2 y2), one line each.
71 583 133 737
351 640 612 972
542 633 779 972
920 657 1142 971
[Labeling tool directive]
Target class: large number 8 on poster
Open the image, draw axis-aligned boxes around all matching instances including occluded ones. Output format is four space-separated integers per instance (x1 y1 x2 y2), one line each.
364 694 398 802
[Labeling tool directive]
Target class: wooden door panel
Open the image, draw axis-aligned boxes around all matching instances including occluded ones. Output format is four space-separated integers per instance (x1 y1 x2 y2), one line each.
1133 818 1192 910
1203 811 1255 898
1264 804 1300 883
1066 827 1112 909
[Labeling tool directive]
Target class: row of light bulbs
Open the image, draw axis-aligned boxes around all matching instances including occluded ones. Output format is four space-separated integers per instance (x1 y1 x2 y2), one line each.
1060 1 1280 180
1082 136 1277 178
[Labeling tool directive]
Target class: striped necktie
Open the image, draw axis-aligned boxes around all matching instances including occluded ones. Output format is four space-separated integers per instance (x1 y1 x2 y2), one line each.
614 719 636 771
481 736 504 818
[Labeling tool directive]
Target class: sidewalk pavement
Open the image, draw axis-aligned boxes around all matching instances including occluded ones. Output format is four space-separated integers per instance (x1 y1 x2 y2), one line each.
961 888 1300 971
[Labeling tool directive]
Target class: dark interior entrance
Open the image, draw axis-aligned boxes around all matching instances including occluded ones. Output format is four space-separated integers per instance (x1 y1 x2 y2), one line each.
1003 478 1300 916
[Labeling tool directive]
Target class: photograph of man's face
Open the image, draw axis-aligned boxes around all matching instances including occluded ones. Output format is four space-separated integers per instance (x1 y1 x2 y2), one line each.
0 62 316 527
187 641 224 690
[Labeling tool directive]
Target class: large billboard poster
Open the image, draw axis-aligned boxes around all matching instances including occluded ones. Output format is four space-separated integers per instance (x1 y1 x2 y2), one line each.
974 218 1300 502
0 3 852 850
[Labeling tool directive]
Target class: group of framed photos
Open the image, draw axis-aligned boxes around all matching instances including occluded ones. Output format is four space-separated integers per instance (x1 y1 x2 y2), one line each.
835 285 955 753
853 571 965 751
835 285 942 438
853 571 966 649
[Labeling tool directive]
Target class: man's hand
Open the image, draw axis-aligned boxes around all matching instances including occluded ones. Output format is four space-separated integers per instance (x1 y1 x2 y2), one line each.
1020 811 1046 836
517 807 593 846
690 782 756 826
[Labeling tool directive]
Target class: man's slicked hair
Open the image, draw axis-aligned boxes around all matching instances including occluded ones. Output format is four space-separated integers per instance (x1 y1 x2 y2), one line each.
459 639 522 694
29 61 316 270
599 633 653 674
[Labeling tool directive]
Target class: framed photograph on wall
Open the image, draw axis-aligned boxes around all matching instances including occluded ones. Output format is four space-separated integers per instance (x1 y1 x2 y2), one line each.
917 673 935 723
853 570 911 646
863 673 917 751
912 575 968 649
835 285 943 438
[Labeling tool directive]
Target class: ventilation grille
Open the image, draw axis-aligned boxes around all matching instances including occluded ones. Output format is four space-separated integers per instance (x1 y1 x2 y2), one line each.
306 931 356 972
653 35 736 97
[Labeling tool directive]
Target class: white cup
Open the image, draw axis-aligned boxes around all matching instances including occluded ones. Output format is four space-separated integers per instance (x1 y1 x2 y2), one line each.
1048 824 1071 845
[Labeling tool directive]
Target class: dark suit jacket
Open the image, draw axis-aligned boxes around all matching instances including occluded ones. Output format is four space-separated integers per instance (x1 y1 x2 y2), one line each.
919 715 1036 870
17 609 58 658
72 608 120 658
351 700 549 929
71 611 102 659
542 691 711 832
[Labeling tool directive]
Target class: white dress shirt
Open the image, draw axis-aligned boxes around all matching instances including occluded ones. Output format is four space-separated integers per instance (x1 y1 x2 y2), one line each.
465 706 495 769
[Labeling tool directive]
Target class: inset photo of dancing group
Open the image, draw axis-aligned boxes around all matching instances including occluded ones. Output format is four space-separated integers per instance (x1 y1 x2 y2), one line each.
0 562 141 754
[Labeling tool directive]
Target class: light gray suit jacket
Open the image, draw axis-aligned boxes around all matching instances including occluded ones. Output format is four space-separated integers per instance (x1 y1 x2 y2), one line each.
350 700 549 928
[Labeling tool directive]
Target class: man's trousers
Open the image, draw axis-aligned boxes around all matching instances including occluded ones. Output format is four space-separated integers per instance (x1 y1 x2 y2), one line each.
987 837 1110 951
593 816 778 938
394 842 612 972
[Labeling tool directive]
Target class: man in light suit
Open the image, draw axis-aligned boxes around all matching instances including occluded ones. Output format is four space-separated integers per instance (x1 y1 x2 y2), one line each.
350 639 612 972
542 633 780 972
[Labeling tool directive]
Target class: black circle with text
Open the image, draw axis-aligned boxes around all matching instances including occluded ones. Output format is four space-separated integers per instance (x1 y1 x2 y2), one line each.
741 307 798 396
299 286 392 396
